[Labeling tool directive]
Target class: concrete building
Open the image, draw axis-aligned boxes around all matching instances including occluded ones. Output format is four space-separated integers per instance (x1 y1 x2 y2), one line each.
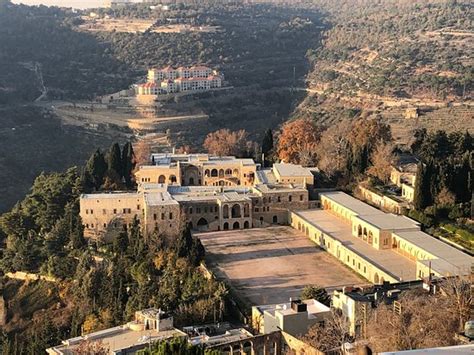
252 299 331 337
47 308 185 354
142 65 222 96
290 191 472 283
81 154 314 240
332 281 424 336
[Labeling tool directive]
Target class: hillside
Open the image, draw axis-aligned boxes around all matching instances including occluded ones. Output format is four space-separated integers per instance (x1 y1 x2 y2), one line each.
0 1 323 211
307 0 473 101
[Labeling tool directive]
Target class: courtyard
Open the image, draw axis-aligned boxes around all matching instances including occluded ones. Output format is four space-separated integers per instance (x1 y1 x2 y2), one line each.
196 226 365 305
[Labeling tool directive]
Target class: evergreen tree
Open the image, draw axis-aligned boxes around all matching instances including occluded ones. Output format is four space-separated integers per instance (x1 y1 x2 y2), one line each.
107 143 123 178
261 129 274 156
413 162 432 210
85 149 107 190
121 142 135 188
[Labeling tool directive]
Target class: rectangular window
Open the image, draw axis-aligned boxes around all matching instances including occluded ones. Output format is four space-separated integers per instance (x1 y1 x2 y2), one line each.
169 212 173 219
123 208 126 214
103 209 106 215
90 209 93 214
161 213 165 220
85 209 89 214
300 195 304 201
137 205 140 210
113 209 117 214
153 213 157 221
289 196 292 202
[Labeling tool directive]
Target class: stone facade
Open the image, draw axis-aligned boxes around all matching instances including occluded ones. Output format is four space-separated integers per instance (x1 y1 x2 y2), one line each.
80 154 314 240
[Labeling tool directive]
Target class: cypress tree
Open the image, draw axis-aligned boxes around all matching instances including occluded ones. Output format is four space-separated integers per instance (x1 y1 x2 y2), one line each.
107 143 123 178
121 142 135 188
414 162 432 210
261 129 274 156
85 149 107 190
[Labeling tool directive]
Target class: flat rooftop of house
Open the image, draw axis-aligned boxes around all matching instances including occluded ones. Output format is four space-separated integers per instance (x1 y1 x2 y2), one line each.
81 192 140 200
273 163 314 177
256 169 277 184
143 191 178 206
258 299 330 318
149 153 256 166
168 186 254 202
253 183 308 193
320 191 383 216
47 325 184 355
138 183 168 192
190 328 253 347
294 209 417 281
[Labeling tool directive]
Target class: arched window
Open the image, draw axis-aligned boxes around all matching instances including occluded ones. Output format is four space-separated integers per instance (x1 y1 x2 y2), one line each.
231 204 241 218
169 175 177 184
244 221 250 229
272 215 278 224
218 169 224 178
233 221 240 230
225 168 232 175
211 169 218 177
204 169 210 177
223 222 229 230
158 175 166 184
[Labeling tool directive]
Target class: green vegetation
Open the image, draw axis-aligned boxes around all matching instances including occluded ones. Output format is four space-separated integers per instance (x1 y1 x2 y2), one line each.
0 148 227 353
137 337 221 355
308 0 473 99
301 285 331 307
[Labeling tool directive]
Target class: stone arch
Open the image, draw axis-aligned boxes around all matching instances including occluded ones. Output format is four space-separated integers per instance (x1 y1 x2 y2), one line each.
273 215 278 224
158 175 166 184
368 230 373 244
231 204 241 218
233 344 241 354
233 221 240 230
358 225 362 237
169 175 177 184
233 168 239 176
223 205 229 218
211 169 218 177
242 341 252 355
244 221 250 229
223 222 229 230
197 218 208 231
298 222 301 231
219 169 225 178
204 169 210 177
374 273 379 284
222 345 232 355
380 276 385 284
363 227 367 237
225 168 232 175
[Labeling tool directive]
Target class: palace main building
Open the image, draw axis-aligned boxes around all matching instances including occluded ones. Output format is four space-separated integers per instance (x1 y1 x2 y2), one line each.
80 153 315 241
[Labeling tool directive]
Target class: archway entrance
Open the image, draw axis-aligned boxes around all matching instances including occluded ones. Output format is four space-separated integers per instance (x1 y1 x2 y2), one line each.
233 221 240 230
197 218 208 231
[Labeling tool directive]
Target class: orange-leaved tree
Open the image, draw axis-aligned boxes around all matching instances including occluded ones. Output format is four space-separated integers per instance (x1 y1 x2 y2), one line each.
277 118 321 166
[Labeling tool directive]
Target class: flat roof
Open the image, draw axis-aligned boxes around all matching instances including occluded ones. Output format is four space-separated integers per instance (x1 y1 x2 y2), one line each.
320 191 382 216
356 214 419 231
144 191 178 206
47 326 184 354
262 299 330 318
294 209 417 281
81 192 140 200
274 163 313 177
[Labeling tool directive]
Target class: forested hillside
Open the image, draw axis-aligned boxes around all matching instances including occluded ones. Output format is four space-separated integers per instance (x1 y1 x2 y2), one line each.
307 0 473 100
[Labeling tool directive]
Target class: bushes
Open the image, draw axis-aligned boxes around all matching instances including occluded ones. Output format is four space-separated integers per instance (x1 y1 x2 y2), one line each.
406 209 434 228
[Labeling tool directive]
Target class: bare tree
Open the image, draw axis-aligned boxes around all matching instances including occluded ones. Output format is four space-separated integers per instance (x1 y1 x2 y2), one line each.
303 309 351 353
317 120 352 176
366 289 461 352
367 140 397 183
203 129 250 157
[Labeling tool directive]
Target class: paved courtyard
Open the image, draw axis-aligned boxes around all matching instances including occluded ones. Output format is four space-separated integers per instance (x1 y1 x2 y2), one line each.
196 226 365 305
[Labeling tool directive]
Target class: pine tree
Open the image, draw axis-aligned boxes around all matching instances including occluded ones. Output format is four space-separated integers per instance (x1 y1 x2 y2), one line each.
107 143 123 178
121 142 135 188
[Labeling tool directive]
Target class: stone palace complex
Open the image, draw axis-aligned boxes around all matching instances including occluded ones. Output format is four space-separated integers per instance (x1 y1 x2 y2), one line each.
80 152 472 284
80 153 314 241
